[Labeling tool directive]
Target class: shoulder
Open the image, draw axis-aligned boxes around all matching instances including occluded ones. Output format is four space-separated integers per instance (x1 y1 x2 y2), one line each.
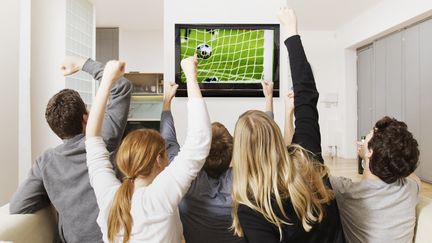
35 148 57 172
237 204 279 237
405 174 421 194
329 175 354 193
237 204 265 222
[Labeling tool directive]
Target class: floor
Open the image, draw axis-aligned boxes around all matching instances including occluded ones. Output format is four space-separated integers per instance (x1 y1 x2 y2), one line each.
324 157 432 199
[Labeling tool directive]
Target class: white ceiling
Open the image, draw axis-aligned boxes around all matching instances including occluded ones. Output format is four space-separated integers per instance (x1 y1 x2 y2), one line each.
288 0 382 29
93 0 382 31
93 0 163 30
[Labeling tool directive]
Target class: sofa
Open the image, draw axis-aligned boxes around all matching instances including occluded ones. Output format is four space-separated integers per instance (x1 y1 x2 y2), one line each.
1 196 431 243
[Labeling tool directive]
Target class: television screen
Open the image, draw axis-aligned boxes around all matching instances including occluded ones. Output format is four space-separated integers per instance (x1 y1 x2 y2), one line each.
175 24 279 97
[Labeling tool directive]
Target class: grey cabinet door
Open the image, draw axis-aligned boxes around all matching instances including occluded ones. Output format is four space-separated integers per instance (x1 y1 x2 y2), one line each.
374 39 387 121
358 20 432 181
419 19 432 182
403 25 422 177
96 28 119 64
385 32 403 120
357 47 374 138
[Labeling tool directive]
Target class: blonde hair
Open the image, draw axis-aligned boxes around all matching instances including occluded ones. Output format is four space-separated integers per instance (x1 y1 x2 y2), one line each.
107 129 166 243
231 110 334 238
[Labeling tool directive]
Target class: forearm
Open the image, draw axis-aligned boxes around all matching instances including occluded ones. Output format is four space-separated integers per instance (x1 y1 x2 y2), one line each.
186 74 202 98
160 110 180 163
82 59 104 82
285 35 323 162
87 80 112 138
265 97 273 113
163 99 172 111
284 109 294 145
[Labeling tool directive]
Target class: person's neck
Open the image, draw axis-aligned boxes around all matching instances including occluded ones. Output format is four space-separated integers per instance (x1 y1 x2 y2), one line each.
134 173 158 189
362 159 380 181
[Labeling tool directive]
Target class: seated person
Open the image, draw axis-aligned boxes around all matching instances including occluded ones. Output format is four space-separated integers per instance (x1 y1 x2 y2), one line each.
9 57 132 243
84 56 212 242
160 79 277 243
330 116 420 243
229 8 345 243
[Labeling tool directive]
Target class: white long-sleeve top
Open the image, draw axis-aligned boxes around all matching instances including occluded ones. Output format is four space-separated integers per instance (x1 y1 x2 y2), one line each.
85 98 212 243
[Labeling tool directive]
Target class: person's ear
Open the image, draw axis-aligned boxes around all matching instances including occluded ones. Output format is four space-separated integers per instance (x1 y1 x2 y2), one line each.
156 154 164 170
366 149 373 160
82 113 88 126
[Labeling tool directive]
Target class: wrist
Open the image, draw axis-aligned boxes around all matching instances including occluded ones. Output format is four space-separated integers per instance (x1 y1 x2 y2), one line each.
78 58 87 70
265 96 273 102
99 79 113 91
186 75 197 82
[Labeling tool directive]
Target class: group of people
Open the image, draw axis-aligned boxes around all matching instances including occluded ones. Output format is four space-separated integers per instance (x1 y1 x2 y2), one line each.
9 7 420 243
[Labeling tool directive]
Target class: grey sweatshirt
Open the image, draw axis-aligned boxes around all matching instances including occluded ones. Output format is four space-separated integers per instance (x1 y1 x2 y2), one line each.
9 59 132 243
159 111 273 243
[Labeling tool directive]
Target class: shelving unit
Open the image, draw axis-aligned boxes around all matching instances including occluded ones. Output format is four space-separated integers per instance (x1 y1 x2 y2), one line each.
125 72 164 121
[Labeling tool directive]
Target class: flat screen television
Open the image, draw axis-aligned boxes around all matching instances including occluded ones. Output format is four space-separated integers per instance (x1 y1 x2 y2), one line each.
175 24 280 97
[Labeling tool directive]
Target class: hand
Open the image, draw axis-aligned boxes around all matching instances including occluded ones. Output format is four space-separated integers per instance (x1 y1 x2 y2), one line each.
102 60 125 86
284 90 294 111
277 7 298 40
60 56 86 76
261 80 274 98
357 141 366 159
181 54 198 81
164 82 179 102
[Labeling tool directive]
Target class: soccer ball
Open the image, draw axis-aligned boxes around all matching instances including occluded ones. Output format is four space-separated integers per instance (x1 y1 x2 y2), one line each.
197 44 212 59
204 76 219 82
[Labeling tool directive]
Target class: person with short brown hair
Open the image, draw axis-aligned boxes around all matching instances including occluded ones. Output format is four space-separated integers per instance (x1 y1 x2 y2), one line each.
202 121 233 178
9 57 132 243
45 89 88 139
159 80 274 243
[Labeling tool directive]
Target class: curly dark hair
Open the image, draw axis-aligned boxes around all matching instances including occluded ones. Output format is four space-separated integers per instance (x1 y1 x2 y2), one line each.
368 116 419 184
45 89 87 139
203 122 233 178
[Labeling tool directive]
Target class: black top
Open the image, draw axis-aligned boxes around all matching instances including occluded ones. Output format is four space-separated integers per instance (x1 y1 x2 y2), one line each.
237 35 345 243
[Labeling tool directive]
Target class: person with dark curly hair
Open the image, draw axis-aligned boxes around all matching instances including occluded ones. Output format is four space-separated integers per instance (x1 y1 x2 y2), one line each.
330 116 421 243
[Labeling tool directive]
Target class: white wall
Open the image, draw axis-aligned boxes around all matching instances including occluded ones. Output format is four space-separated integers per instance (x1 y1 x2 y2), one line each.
30 0 66 161
164 0 341 155
333 0 432 158
119 29 164 73
0 0 20 205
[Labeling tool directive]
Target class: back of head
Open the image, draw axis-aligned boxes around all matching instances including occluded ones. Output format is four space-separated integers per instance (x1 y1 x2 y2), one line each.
231 110 334 237
108 129 166 243
368 116 419 184
45 89 87 139
203 122 233 178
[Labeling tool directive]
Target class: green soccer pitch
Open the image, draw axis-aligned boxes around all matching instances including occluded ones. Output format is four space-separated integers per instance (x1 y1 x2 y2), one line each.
180 28 269 83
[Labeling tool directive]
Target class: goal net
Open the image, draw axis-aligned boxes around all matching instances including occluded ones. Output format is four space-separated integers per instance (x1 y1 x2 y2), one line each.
180 28 274 83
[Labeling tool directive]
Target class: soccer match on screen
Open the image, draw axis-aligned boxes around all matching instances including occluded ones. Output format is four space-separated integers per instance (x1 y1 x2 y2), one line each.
179 28 275 83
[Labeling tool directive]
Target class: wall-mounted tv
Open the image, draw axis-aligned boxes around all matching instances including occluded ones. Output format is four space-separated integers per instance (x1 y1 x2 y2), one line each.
175 24 280 97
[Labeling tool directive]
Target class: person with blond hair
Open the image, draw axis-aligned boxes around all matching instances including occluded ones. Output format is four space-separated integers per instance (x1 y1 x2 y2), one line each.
84 55 212 243
159 79 277 243
230 7 345 243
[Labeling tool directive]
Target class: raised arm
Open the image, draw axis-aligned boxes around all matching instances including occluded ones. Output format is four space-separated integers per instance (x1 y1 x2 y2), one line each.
160 82 180 163
261 80 275 119
278 8 323 163
284 90 295 145
61 56 133 152
85 61 126 204
148 54 212 211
